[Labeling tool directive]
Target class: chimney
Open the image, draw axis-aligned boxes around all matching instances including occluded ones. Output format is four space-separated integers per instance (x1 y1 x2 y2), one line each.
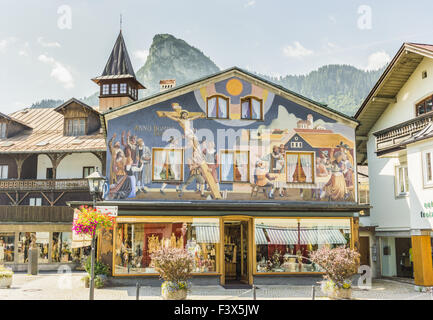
159 79 176 92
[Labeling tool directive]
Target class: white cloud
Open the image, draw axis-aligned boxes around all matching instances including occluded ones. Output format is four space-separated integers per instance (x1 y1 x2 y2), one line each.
18 50 28 57
0 37 18 53
365 50 391 71
328 15 337 24
37 37 61 48
133 49 149 64
244 0 256 8
38 54 74 88
283 41 314 58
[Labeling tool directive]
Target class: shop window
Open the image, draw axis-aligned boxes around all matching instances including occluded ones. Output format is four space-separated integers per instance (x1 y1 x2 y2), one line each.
241 97 263 120
113 218 221 275
423 150 433 187
29 198 42 206
52 232 77 263
395 165 409 196
152 148 184 182
83 166 95 178
286 152 314 183
255 218 351 273
206 95 229 119
220 150 249 182
0 233 15 263
65 118 86 136
0 122 7 139
0 164 8 179
416 95 433 116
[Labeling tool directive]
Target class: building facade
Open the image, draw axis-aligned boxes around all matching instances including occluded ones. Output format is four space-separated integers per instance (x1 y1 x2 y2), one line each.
78 31 366 285
0 99 106 271
355 43 433 288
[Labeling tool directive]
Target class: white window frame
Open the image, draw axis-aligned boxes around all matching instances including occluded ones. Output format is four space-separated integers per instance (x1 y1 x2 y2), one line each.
0 122 6 139
120 83 127 94
111 83 118 95
422 150 433 188
29 198 42 206
395 165 409 197
102 84 109 95
0 165 8 179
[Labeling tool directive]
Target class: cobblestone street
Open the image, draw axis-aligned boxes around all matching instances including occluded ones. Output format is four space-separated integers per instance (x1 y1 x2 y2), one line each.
0 272 432 300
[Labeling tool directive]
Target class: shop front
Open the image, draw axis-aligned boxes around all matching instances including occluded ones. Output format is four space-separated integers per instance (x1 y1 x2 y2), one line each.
105 210 356 286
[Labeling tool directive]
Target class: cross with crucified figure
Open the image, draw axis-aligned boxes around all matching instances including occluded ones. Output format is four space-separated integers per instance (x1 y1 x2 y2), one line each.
157 103 222 199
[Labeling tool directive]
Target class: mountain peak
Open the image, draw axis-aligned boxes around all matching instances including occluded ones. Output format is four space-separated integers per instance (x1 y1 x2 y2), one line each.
136 34 219 94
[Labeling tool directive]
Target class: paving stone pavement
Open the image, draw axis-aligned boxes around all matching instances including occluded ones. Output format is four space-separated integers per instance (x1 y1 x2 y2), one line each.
0 272 432 300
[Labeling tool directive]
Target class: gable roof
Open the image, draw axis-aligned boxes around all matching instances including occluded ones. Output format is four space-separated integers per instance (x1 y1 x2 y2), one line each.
54 98 99 115
101 67 358 133
296 131 355 149
0 112 32 130
0 108 105 154
92 31 145 89
354 42 433 163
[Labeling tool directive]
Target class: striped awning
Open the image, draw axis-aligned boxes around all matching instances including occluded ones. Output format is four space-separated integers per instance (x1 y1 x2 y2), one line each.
259 227 347 245
255 227 268 245
194 225 219 243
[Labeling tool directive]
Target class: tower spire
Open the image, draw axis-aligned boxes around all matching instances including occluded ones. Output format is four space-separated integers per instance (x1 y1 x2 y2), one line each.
120 14 122 32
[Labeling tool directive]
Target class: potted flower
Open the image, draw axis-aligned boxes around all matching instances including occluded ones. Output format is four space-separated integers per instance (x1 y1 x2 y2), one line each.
0 265 13 288
150 247 194 300
309 246 360 299
82 256 110 289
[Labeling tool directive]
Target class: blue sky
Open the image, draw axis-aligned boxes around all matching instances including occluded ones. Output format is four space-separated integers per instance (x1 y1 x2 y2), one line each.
1 0 433 113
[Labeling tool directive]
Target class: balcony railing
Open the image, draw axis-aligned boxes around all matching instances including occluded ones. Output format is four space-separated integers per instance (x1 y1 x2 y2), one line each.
0 179 88 191
373 112 433 154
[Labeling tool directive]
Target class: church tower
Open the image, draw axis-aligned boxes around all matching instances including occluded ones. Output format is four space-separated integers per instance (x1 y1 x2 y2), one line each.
92 31 145 112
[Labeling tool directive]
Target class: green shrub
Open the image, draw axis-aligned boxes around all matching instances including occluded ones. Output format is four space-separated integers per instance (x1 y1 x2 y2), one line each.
84 257 110 276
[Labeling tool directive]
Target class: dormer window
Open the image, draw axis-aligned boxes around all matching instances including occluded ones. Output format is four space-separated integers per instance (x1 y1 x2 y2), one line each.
241 97 263 120
416 95 433 116
0 123 6 139
65 118 86 136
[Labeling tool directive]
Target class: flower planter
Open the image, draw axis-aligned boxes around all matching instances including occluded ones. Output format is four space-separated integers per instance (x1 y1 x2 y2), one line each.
329 287 352 300
0 276 12 289
161 281 188 300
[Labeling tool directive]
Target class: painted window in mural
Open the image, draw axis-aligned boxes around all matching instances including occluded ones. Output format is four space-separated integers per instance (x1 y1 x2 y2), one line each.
152 148 184 182
255 218 351 273
241 97 263 120
114 219 220 275
286 152 314 183
220 150 249 183
207 95 229 119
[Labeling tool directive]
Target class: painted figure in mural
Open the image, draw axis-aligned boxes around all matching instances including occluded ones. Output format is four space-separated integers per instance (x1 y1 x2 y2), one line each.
253 160 277 198
202 140 219 191
262 145 287 197
316 151 330 177
108 133 125 184
177 155 206 198
160 136 180 195
321 148 347 201
136 138 152 193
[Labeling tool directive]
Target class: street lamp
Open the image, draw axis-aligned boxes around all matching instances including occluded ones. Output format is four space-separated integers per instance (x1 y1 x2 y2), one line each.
86 170 105 301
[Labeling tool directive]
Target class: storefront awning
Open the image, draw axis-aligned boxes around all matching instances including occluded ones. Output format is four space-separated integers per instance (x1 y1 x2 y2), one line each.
195 225 219 243
260 227 347 245
255 227 268 245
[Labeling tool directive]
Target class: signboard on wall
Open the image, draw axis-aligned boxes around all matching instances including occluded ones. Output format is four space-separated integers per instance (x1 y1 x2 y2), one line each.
96 206 118 217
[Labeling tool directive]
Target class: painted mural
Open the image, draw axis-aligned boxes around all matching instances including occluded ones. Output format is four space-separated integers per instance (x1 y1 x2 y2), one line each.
105 76 356 202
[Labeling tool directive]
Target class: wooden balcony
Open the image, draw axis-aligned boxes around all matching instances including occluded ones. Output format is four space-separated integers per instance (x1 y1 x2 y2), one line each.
0 178 88 191
373 112 433 156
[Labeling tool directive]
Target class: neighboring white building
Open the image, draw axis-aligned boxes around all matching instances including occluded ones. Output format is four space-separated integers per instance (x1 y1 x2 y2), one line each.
355 43 433 288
